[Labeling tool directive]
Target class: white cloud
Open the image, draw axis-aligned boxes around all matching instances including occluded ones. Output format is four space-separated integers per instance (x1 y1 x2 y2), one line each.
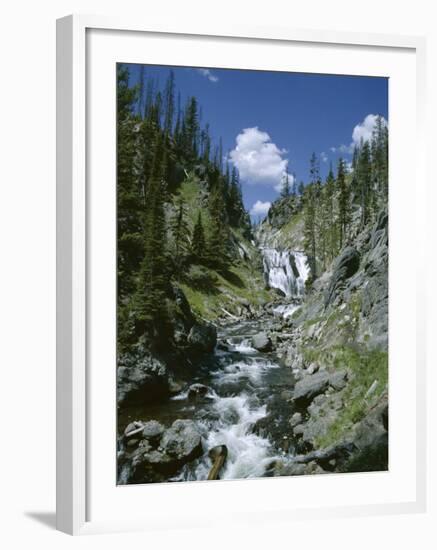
352 114 387 146
197 68 219 83
321 152 328 163
250 200 271 217
330 114 388 156
230 127 289 192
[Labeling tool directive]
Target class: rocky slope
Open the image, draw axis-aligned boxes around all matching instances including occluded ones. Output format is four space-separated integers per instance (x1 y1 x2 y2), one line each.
254 196 389 474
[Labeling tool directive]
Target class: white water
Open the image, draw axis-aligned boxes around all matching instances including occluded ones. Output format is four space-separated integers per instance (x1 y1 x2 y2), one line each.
193 393 275 480
261 248 310 298
273 303 300 319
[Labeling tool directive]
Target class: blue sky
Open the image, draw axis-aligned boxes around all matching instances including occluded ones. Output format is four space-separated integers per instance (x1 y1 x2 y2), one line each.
126 64 388 219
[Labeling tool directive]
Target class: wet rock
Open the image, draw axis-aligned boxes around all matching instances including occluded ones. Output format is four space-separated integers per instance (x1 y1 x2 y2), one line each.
187 323 217 353
168 376 184 395
124 421 144 440
207 445 228 480
251 331 273 352
161 419 203 463
292 371 330 407
187 383 210 401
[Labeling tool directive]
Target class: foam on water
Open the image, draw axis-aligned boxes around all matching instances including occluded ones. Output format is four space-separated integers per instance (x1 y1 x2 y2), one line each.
194 393 275 480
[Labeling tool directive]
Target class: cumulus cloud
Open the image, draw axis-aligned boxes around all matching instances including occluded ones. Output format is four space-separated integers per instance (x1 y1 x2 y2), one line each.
330 114 388 156
197 68 219 83
230 127 289 191
321 152 328 163
250 200 271 217
352 114 387 146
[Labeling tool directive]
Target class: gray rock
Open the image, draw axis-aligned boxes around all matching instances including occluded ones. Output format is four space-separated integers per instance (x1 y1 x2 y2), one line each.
307 363 319 375
251 332 273 352
293 424 305 437
187 323 217 353
161 419 203 463
117 353 169 405
292 371 330 406
142 420 165 442
329 370 348 391
325 247 360 307
289 412 303 428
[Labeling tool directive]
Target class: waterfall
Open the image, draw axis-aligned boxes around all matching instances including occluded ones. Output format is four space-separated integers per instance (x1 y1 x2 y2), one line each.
261 248 310 297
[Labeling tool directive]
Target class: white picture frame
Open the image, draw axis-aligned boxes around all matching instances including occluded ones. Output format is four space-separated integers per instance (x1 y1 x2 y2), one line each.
56 14 427 535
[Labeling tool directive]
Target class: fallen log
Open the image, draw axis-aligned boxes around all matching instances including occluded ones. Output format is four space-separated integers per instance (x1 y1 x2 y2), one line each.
207 445 228 480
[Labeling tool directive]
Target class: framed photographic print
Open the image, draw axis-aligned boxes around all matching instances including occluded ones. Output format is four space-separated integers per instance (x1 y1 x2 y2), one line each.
56 15 427 535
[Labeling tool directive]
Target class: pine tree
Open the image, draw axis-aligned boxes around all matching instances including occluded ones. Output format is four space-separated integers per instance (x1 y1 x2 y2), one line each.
303 184 317 277
208 177 230 269
325 164 338 261
117 65 143 299
170 195 190 268
337 157 350 247
184 96 199 159
192 211 206 263
357 141 372 228
280 171 291 198
133 134 169 337
163 70 175 136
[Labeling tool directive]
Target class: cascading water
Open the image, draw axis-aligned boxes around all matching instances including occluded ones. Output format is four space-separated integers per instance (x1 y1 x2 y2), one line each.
261 248 310 297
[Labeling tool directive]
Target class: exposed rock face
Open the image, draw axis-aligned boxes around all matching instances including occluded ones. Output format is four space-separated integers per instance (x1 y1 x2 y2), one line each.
325 247 360 307
251 331 273 352
117 352 169 405
187 323 217 353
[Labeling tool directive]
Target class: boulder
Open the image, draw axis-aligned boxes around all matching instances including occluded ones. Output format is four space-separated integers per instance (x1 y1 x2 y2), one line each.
161 419 203 463
187 383 210 401
251 332 273 352
329 370 348 391
289 412 303 428
117 353 169 405
142 420 165 443
187 323 217 353
292 371 330 407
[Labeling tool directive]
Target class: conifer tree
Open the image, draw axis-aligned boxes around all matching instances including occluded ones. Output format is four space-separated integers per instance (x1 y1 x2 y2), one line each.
163 70 175 136
280 171 291 198
208 178 230 269
117 65 143 299
357 141 372 228
337 157 350 247
192 211 206 263
171 195 190 268
133 134 169 336
303 184 317 277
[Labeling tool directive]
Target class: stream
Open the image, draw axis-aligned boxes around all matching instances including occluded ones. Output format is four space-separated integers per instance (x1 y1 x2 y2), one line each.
118 248 309 482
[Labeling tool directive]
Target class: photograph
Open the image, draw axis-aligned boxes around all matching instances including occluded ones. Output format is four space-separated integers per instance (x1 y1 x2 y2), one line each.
116 63 389 485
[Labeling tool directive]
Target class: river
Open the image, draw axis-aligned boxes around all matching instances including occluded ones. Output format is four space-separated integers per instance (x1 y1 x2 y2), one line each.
118 248 309 483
